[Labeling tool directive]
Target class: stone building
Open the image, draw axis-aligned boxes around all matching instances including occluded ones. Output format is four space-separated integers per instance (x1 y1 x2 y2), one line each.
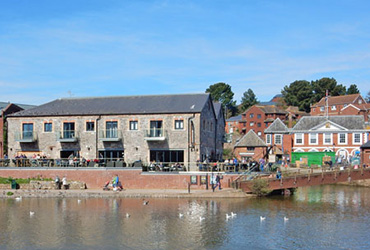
6 94 224 170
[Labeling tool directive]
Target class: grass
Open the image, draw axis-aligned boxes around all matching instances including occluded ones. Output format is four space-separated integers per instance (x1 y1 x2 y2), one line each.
0 176 52 184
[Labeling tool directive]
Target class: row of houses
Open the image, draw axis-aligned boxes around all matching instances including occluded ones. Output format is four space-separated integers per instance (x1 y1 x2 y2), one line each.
232 94 370 167
3 93 225 170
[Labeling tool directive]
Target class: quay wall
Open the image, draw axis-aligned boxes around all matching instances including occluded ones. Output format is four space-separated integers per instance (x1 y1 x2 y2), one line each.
0 168 237 190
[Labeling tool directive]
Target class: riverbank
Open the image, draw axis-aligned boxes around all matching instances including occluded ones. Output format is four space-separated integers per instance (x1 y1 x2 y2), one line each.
1 187 250 199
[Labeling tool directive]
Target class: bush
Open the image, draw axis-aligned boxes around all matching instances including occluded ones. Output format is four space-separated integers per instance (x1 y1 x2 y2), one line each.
0 176 52 184
250 178 272 196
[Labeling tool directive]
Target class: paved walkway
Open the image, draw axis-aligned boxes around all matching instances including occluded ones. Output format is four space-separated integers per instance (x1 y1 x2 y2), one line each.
1 188 249 199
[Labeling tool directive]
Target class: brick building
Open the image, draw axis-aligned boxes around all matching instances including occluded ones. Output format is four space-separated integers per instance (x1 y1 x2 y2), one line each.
233 129 267 162
310 94 369 121
6 94 224 170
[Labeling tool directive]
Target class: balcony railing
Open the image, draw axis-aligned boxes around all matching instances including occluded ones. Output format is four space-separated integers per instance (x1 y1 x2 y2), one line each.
98 129 122 141
144 128 166 141
56 130 78 142
15 131 37 143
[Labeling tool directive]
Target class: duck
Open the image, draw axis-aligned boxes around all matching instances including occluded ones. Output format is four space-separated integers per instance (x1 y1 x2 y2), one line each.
199 216 205 222
260 216 266 221
231 212 237 217
29 211 35 216
284 216 289 222
226 214 232 220
179 213 184 218
126 213 130 218
143 200 149 205
15 196 22 201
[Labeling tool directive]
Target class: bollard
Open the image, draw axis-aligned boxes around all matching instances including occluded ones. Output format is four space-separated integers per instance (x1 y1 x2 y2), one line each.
188 182 190 194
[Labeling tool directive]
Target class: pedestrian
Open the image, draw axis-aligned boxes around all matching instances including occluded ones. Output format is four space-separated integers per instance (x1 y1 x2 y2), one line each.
62 176 68 189
55 176 61 189
216 174 222 190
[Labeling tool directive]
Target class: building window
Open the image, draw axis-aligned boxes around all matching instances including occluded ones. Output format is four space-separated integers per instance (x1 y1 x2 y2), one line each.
331 105 336 111
257 114 261 119
86 121 94 131
22 123 34 139
353 133 362 144
250 113 254 118
63 122 75 139
130 121 138 130
266 134 271 144
257 123 261 127
174 120 184 130
324 133 332 145
150 120 163 137
257 131 262 136
250 122 254 127
44 122 52 132
295 133 303 144
320 106 325 112
309 133 318 145
247 147 255 151
275 134 282 145
106 121 118 138
338 133 347 144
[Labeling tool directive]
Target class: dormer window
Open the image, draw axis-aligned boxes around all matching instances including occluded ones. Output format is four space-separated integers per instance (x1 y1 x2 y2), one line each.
359 100 362 104
331 105 336 111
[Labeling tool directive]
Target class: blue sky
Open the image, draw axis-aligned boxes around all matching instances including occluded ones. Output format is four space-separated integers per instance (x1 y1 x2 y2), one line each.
1 0 369 105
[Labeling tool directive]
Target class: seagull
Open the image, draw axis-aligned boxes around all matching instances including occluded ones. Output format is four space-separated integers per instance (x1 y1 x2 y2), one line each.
226 214 232 220
77 199 81 204
30 211 35 216
15 196 22 201
199 216 205 222
179 213 184 218
231 212 237 217
284 216 289 222
126 213 130 218
143 200 149 205
260 216 266 221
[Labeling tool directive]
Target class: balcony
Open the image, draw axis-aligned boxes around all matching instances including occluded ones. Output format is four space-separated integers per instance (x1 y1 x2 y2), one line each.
15 131 37 143
56 130 78 142
98 129 122 142
144 128 166 141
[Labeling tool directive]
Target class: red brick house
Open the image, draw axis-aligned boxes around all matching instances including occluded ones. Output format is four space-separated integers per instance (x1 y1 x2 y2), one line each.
264 118 292 161
360 140 370 167
310 94 369 121
225 115 246 134
241 105 288 138
233 129 268 162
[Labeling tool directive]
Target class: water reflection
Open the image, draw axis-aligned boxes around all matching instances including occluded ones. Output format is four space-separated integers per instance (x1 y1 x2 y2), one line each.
0 185 370 249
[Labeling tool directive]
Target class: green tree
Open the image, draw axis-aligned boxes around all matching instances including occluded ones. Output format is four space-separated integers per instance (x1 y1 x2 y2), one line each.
206 82 236 118
311 77 346 103
281 80 313 112
366 91 370 103
346 84 360 95
240 88 259 112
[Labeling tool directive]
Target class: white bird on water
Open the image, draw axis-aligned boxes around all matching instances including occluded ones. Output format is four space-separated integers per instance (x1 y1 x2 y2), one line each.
199 216 205 222
260 216 266 221
143 200 149 205
179 213 184 218
30 211 35 216
77 199 81 204
15 196 22 201
226 214 232 220
231 212 237 217
126 213 130 218
284 216 289 222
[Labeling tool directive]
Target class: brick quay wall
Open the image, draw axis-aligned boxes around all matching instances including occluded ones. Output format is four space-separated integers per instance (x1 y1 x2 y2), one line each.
0 168 237 190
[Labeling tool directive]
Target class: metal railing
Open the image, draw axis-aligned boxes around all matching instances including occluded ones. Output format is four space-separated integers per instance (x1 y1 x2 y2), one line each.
56 130 78 141
14 131 37 142
144 128 166 139
98 129 122 141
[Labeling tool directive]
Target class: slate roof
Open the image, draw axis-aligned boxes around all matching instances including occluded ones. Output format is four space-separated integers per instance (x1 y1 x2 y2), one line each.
9 93 210 117
234 129 267 148
264 118 290 133
226 115 242 122
312 94 363 107
0 102 36 112
361 140 370 149
292 115 365 131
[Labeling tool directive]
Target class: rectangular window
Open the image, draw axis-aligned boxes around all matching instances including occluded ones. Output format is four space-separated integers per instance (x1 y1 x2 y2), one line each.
250 113 254 118
257 114 261 119
250 122 254 127
257 123 261 127
22 123 33 140
44 122 52 132
86 121 94 131
174 120 184 130
320 106 325 112
275 134 282 145
63 122 75 139
331 105 336 111
266 134 271 144
353 133 362 144
338 133 347 144
106 121 118 138
295 133 303 144
309 133 318 145
130 121 138 130
247 147 255 151
324 133 332 144
150 120 163 137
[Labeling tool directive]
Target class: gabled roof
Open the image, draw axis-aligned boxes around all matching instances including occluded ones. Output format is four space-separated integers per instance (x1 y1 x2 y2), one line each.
0 102 36 112
234 129 267 148
312 94 364 107
264 118 290 133
361 140 370 149
243 104 287 116
9 93 210 117
292 115 365 131
226 115 242 122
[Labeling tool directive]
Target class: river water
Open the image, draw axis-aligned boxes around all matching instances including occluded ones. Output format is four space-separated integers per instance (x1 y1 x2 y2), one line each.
1 185 369 250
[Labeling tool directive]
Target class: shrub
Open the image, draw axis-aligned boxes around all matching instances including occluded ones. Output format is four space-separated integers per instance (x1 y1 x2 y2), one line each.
250 178 272 196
